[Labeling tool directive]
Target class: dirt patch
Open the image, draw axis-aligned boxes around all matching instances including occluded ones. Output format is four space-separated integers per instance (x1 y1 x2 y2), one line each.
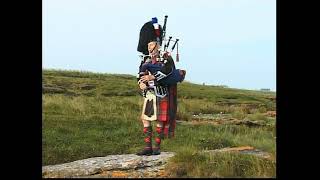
264 111 276 117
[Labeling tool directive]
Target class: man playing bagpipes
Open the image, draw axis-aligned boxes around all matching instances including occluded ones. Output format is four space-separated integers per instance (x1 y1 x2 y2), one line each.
136 16 186 156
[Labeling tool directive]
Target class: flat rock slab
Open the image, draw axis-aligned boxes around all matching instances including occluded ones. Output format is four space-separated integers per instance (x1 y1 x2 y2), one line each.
202 146 273 160
42 152 175 178
178 119 267 127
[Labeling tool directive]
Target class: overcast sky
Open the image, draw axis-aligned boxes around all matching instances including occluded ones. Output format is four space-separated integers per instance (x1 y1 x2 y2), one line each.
43 0 276 91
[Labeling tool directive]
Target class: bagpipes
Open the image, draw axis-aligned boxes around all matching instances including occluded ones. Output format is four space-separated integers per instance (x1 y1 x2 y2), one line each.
162 15 179 62
159 15 180 62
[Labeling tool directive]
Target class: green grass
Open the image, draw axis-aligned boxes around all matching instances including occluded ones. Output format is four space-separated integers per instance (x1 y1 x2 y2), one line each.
42 69 276 177
166 149 276 178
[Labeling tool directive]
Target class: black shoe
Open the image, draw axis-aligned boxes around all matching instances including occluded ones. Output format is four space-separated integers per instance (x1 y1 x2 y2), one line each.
136 148 153 156
152 149 161 155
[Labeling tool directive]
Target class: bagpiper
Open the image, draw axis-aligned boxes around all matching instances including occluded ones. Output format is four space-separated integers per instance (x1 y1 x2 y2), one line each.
136 16 186 156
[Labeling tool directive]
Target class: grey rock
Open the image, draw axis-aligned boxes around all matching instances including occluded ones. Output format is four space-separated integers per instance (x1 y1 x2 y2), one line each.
201 146 273 160
42 152 175 178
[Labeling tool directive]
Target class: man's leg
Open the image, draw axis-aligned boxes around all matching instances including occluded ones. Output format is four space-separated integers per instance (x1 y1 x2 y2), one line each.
153 121 164 155
136 119 153 156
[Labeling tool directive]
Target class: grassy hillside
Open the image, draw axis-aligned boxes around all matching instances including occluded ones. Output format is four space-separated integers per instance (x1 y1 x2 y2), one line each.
42 69 276 178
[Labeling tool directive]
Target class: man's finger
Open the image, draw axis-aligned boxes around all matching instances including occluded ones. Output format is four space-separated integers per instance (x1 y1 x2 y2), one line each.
141 76 148 82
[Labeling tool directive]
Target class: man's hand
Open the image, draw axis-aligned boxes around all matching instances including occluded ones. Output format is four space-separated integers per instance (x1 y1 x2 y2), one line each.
140 75 155 82
138 82 147 90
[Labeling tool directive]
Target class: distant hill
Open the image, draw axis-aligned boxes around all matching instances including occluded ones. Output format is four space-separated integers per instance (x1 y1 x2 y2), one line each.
42 69 275 109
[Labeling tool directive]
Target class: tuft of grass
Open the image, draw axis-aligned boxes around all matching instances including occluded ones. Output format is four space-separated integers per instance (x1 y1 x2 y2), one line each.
247 113 268 121
165 149 276 178
231 108 247 120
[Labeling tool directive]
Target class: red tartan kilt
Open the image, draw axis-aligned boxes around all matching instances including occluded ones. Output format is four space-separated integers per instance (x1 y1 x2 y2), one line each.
157 96 169 122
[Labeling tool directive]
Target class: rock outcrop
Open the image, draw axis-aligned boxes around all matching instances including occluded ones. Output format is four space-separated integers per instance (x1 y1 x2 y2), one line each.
42 152 175 178
178 118 268 127
201 146 274 160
